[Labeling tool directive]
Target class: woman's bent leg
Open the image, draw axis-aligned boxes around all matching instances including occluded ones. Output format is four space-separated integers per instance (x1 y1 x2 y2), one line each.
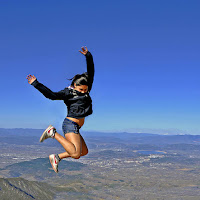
57 133 88 159
54 132 82 159
80 134 88 156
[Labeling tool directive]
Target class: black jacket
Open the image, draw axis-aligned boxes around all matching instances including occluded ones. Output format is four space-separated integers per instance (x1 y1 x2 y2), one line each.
31 51 94 119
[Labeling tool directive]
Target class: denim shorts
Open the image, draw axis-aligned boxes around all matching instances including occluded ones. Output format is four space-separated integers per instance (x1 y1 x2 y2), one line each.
62 118 81 135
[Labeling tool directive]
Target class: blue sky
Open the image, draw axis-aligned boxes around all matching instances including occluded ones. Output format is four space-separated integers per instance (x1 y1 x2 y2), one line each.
0 0 200 134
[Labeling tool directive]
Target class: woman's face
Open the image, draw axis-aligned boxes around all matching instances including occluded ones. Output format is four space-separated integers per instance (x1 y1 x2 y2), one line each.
74 84 88 93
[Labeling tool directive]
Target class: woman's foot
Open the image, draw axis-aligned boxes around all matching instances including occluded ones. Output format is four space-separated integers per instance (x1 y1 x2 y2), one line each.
49 154 60 173
40 125 56 142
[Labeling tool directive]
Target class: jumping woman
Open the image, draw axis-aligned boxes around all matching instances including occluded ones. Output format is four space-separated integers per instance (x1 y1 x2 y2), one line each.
27 46 94 173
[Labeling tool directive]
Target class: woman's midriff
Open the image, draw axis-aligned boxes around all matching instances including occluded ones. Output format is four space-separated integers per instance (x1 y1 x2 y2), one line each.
66 117 85 127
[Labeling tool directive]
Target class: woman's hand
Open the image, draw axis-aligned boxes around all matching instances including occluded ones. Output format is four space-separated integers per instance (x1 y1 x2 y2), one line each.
26 74 36 84
79 46 88 55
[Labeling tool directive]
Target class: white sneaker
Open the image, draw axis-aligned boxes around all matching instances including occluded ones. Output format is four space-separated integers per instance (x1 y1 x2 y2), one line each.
49 154 59 173
40 125 56 142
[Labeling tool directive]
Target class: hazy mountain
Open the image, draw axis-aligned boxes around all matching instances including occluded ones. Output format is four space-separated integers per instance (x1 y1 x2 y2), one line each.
3 157 87 179
0 177 56 200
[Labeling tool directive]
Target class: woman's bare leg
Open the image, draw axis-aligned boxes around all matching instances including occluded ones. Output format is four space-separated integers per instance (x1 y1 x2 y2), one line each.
57 133 88 159
54 132 85 159
54 132 76 155
79 134 88 156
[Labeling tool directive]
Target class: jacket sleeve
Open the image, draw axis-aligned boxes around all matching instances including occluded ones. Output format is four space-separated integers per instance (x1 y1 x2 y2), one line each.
85 51 95 92
31 79 66 100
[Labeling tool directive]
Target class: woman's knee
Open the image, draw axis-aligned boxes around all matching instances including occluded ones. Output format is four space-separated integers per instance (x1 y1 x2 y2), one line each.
71 153 81 159
70 149 88 159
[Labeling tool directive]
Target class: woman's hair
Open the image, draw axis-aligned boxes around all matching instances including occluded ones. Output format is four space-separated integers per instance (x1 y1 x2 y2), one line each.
69 73 89 87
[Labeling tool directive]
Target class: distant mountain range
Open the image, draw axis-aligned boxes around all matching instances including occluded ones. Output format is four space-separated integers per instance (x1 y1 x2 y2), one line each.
0 128 200 145
94 127 200 135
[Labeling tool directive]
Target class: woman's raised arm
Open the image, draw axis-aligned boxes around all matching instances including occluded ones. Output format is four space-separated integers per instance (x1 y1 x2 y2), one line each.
27 74 66 100
79 46 94 92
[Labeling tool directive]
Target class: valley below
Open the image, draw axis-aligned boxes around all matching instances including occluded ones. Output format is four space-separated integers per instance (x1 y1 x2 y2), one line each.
0 129 200 199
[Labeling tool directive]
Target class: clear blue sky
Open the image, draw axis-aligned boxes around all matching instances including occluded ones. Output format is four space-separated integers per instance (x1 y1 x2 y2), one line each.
0 0 200 134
